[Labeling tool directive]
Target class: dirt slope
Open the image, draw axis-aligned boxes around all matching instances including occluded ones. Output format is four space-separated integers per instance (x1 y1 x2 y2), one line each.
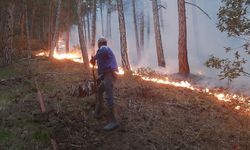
0 59 249 150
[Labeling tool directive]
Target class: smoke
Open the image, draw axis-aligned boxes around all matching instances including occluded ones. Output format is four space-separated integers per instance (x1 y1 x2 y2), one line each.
67 0 250 95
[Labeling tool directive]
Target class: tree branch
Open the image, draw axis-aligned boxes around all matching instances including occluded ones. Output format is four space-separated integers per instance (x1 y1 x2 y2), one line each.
185 2 212 20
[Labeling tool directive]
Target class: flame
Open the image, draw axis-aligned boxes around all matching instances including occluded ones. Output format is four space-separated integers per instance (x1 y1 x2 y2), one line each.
53 50 83 63
117 67 125 75
36 52 48 57
35 38 250 114
133 72 249 113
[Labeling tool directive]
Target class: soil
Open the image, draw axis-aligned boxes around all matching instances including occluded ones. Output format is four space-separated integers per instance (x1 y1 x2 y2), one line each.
0 58 249 150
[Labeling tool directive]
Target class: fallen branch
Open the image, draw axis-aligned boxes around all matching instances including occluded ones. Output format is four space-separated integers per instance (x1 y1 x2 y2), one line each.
51 138 58 150
0 77 22 86
34 77 46 113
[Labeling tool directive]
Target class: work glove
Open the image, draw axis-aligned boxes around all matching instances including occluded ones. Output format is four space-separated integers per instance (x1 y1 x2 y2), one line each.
90 56 96 66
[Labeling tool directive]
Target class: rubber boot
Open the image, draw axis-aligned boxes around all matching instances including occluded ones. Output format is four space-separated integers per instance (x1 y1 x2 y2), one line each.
93 95 103 119
103 107 119 131
93 102 101 119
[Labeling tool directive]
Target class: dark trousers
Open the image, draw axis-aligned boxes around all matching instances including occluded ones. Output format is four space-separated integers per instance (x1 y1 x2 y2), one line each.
97 72 116 108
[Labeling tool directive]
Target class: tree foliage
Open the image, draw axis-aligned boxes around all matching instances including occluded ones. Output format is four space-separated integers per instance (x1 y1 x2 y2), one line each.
206 0 250 82
217 0 250 36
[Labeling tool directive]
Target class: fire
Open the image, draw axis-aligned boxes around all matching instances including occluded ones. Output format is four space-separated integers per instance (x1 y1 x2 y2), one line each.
35 51 48 57
117 67 125 75
53 50 83 63
133 72 250 113
35 39 250 114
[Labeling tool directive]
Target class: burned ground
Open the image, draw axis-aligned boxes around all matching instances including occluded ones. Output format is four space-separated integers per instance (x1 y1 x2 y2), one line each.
0 59 250 150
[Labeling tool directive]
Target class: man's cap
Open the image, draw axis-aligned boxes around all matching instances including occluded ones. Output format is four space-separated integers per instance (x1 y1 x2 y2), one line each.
98 36 107 44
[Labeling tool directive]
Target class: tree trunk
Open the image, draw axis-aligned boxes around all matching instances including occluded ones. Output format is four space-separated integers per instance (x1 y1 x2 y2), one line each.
30 7 36 39
20 12 25 38
83 16 87 45
90 0 97 55
0 8 3 33
2 2 15 65
158 0 165 33
146 7 151 49
132 0 141 61
106 0 112 39
139 2 144 53
25 1 31 59
86 12 91 44
66 29 70 53
48 1 53 52
100 0 104 35
117 0 131 71
76 0 89 69
152 0 165 67
43 16 47 42
66 6 70 53
178 0 190 75
49 0 62 58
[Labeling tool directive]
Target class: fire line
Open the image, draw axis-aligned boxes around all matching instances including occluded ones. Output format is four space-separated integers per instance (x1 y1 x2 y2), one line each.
35 50 250 114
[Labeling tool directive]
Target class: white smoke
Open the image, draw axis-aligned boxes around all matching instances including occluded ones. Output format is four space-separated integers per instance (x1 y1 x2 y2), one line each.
68 0 250 95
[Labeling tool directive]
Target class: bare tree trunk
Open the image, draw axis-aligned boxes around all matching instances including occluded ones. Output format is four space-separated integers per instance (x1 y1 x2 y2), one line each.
139 3 144 53
83 16 87 45
0 8 3 32
158 0 165 33
100 0 104 35
42 16 46 42
66 14 70 53
76 0 89 69
49 0 62 58
86 12 91 44
90 0 97 55
25 1 31 59
20 12 25 38
30 7 36 39
178 0 190 75
132 0 141 61
106 0 112 39
2 2 15 65
146 7 151 49
117 0 131 71
48 1 53 51
152 0 165 67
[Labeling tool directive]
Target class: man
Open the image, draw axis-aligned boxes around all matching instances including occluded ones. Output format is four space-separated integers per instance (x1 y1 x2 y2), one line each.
90 37 119 131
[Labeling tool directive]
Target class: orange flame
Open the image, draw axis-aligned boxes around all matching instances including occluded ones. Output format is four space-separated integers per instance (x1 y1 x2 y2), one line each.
133 72 250 113
53 50 83 63
35 52 48 57
35 38 250 114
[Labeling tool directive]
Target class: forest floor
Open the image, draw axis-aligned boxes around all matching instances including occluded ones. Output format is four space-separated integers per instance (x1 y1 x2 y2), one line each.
0 57 250 150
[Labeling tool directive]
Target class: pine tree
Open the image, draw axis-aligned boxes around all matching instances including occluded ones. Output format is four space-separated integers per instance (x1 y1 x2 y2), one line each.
117 0 131 71
152 0 166 67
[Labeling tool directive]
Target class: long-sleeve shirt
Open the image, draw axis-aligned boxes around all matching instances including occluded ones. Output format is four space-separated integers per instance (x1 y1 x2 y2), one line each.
93 46 118 75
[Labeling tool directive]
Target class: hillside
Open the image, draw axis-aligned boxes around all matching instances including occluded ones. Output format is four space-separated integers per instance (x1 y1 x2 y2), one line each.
0 58 249 150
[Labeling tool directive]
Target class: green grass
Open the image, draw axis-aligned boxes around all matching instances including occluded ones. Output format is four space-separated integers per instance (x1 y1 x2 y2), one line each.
0 63 23 79
32 130 50 141
0 116 51 150
0 130 12 142
0 90 15 107
0 59 86 149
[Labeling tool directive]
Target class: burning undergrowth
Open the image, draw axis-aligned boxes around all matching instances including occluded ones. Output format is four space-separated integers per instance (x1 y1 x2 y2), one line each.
34 49 250 114
1 57 250 149
134 67 250 114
